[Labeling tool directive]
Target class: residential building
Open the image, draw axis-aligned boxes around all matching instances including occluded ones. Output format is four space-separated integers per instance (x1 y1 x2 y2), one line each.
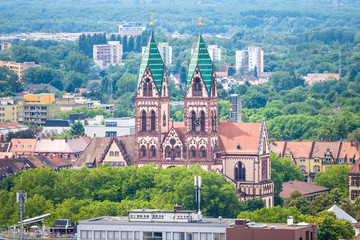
93 41 123 69
25 84 59 93
0 123 28 138
0 42 12 50
85 117 135 137
0 61 40 81
229 94 241 123
236 47 263 76
118 22 146 36
348 159 360 203
0 105 18 123
303 73 340 86
77 208 317 240
8 136 90 163
158 42 173 65
74 135 134 168
18 94 61 125
207 45 221 62
280 180 330 201
271 140 360 182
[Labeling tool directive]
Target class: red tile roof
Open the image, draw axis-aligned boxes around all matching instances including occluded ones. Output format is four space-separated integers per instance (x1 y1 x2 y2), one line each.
284 141 314 159
9 139 37 153
349 158 360 174
312 141 341 158
173 122 186 143
280 180 330 198
0 123 25 128
218 121 262 154
270 141 286 156
339 142 360 162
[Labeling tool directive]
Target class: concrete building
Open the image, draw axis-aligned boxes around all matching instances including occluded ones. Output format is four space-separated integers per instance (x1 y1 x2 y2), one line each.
77 208 317 240
18 94 61 125
229 94 241 123
0 105 18 123
85 117 135 138
0 61 40 81
236 47 263 76
93 41 123 69
0 42 12 50
118 22 146 36
42 120 72 136
158 43 173 65
207 45 221 62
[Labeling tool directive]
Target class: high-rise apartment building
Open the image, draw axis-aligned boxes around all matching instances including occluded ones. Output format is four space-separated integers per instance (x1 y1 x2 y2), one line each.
207 45 221 62
236 46 263 75
229 94 242 123
118 22 146 36
18 94 60 125
0 61 40 81
93 41 123 69
158 43 173 65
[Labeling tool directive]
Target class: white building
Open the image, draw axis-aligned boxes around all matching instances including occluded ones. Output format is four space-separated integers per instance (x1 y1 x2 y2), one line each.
77 208 227 240
85 117 135 138
207 45 221 62
236 46 263 75
118 22 146 36
158 43 173 65
93 41 123 69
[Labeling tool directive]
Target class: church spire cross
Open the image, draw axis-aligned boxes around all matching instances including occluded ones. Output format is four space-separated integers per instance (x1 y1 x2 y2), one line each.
150 12 154 28
198 17 203 34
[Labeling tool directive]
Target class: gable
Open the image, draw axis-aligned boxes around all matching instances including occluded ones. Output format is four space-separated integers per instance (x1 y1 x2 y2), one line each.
162 126 184 147
136 66 160 98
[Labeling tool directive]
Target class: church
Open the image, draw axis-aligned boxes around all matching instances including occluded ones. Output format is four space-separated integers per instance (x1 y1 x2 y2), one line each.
76 28 274 207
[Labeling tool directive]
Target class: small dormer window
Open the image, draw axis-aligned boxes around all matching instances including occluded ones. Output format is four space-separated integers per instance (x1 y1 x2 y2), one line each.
20 145 24 148
14 145 17 148
28 145 31 148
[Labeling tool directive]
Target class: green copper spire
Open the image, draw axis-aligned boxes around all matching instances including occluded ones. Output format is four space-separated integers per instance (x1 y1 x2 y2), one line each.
137 31 165 93
186 35 214 94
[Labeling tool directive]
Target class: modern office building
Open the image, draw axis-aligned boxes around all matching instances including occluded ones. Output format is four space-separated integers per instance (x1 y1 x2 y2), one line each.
93 41 123 69
118 22 146 36
85 117 135 137
229 94 241 123
236 47 263 75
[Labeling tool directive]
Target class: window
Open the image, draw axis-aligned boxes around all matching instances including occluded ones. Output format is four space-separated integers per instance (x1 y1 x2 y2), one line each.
300 165 307 173
339 158 345 164
352 190 359 200
313 166 320 173
190 146 196 158
191 111 196 131
14 145 17 148
20 145 24 148
120 162 125 167
150 146 156 158
200 146 206 158
165 146 172 158
200 111 205 131
148 83 152 97
235 162 246 181
193 78 202 96
105 131 117 137
140 146 146 158
144 83 148 97
314 158 319 163
28 145 31 148
350 158 354 164
144 232 163 240
175 146 181 158
115 151 119 156
163 112 166 127
151 110 156 131
109 151 114 156
121 231 133 240
105 121 117 127
352 177 358 186
141 110 146 131
173 233 185 240
107 231 119 240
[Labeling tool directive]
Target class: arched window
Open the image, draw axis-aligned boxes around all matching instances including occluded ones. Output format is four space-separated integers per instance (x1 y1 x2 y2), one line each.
151 110 156 131
200 146 206 158
141 110 146 131
193 78 202 96
191 111 196 131
234 162 246 181
211 112 214 132
190 146 196 158
200 111 205 131
163 112 166 127
143 83 148 97
213 113 217 132
165 146 172 158
148 84 152 97
140 145 146 158
150 146 156 158
175 146 181 158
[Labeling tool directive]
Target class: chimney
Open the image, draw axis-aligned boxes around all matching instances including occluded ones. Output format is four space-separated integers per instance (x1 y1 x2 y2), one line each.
173 205 183 211
299 138 303 142
287 216 293 226
5 155 8 159
0 135 4 143
51 137 54 141
351 140 354 146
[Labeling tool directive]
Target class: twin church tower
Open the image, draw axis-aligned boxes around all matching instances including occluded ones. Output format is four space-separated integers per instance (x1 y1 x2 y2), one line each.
134 30 220 167
133 26 274 207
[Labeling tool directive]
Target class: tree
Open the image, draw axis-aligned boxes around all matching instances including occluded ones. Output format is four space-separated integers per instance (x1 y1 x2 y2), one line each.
317 215 338 240
0 66 22 93
70 122 84 136
314 165 351 193
348 127 360 141
115 72 137 96
246 198 265 211
227 67 236 76
283 191 312 215
64 52 91 74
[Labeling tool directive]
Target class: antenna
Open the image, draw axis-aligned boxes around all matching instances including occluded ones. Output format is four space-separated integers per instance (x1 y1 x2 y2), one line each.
194 171 202 217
